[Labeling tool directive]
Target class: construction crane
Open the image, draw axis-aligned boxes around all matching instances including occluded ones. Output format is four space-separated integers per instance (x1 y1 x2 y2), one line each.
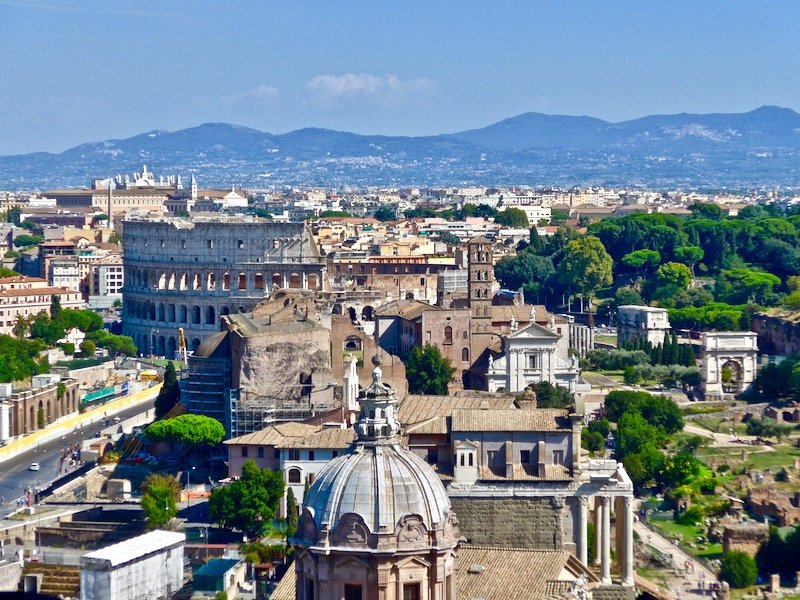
177 327 188 366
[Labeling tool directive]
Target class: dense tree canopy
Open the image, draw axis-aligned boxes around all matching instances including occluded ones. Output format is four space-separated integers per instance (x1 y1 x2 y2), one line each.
208 460 284 536
406 343 456 395
145 414 226 447
155 361 180 418
494 207 530 228
140 473 180 529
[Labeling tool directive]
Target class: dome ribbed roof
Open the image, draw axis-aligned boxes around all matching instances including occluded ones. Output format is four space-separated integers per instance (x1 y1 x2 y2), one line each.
299 356 455 548
304 442 451 534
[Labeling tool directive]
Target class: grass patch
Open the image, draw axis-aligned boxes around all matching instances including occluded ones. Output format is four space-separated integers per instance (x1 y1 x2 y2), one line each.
648 514 723 562
595 334 617 347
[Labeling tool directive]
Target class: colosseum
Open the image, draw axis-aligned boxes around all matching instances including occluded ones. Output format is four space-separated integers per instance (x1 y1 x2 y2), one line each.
122 215 326 356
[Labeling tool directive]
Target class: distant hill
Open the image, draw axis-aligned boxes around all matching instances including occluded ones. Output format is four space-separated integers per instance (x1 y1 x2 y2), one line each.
2 106 800 189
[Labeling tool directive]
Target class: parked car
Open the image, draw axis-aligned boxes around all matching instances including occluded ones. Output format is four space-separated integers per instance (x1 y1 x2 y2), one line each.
29 462 40 471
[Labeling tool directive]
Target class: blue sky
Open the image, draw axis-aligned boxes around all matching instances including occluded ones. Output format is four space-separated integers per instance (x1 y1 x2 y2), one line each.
0 1 797 154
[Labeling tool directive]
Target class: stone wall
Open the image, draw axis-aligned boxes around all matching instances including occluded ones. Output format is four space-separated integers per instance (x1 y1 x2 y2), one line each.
752 310 800 356
722 522 769 556
449 497 563 549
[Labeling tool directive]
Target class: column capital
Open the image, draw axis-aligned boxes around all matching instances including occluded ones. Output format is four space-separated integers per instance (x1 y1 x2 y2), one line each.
578 495 590 508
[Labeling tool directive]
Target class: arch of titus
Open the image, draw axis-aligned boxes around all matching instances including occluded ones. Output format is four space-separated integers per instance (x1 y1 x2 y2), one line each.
122 216 326 357
701 331 758 400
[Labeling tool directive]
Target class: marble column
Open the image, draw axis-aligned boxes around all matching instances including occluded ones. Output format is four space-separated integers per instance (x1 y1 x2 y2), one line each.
578 496 589 565
600 495 612 585
622 495 635 586
594 496 602 566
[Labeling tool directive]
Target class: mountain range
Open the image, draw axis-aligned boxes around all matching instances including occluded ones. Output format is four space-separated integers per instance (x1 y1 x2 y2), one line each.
3 106 800 190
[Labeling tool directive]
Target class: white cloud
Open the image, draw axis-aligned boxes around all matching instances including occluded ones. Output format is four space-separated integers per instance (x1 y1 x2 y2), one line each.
306 73 435 107
220 84 279 106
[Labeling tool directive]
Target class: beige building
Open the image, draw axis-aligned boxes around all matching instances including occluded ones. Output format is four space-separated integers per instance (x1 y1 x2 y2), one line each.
0 276 84 336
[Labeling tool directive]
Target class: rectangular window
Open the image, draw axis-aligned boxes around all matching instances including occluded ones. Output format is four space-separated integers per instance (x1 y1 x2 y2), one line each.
553 450 565 465
331 450 338 458
403 583 421 600
344 584 363 600
486 450 498 466
527 354 538 369
289 449 300 461
257 447 264 458
308 450 315 461
208 240 214 248
520 450 531 464
274 448 280 459
241 446 248 458
238 240 244 249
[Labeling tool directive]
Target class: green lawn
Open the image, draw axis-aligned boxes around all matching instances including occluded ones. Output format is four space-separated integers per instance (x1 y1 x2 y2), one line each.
648 514 723 562
697 443 800 472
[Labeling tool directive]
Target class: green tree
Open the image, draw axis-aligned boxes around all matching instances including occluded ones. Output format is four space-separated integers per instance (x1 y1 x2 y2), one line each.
614 286 645 307
654 262 692 290
37 405 45 429
673 246 704 275
373 207 396 221
13 234 43 248
285 488 298 539
405 344 456 395
716 268 781 305
719 551 757 588
494 208 530 228
12 315 29 338
155 361 180 419
620 249 660 275
530 381 572 408
145 414 226 447
556 236 613 327
208 460 284 536
79 339 96 356
141 473 180 529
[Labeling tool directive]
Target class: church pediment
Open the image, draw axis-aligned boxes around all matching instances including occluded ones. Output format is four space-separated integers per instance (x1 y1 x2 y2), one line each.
507 321 561 340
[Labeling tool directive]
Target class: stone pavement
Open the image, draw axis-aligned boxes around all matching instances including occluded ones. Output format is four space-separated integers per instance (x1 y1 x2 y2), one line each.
634 506 719 599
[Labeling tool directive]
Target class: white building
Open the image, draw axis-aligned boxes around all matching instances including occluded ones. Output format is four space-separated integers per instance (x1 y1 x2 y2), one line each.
48 257 81 291
616 305 671 347
485 321 581 393
79 530 185 600
89 254 124 308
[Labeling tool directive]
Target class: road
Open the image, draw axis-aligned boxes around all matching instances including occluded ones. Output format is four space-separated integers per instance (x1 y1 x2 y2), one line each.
0 401 154 518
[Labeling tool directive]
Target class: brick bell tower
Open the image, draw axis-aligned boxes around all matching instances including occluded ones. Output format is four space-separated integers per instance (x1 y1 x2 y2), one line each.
468 236 494 367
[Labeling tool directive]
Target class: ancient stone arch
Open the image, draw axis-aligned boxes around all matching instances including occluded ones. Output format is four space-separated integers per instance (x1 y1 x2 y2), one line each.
701 332 758 400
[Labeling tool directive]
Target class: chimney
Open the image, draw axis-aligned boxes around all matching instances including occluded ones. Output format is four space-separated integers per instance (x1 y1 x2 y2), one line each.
537 440 546 478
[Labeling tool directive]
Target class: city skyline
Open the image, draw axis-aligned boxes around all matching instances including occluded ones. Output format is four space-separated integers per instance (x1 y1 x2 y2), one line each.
1 1 799 155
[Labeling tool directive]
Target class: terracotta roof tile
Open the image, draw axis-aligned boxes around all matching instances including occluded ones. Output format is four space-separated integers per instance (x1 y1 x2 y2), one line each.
451 408 570 432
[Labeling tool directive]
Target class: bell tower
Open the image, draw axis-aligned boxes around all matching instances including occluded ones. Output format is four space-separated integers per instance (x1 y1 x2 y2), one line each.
468 236 493 327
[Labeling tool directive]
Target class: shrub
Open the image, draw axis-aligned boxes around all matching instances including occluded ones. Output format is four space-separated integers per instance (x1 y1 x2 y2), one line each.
719 550 757 588
676 504 704 526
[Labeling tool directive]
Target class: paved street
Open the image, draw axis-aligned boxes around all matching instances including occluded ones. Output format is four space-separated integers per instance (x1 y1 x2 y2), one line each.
0 398 156 519
635 501 719 599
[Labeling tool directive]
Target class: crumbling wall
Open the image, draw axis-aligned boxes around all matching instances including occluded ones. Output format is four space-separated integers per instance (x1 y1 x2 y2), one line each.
722 522 769 555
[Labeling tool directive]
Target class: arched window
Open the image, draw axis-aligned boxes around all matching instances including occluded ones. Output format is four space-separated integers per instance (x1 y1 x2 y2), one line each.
461 347 469 362
254 273 264 290
468 453 474 466
444 326 453 345
288 468 301 484
460 454 465 467
238 273 247 290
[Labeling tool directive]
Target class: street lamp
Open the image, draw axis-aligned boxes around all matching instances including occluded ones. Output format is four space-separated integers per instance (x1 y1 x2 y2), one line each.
186 466 196 510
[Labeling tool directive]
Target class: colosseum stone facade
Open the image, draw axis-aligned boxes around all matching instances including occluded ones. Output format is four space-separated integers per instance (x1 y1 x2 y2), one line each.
122 216 326 356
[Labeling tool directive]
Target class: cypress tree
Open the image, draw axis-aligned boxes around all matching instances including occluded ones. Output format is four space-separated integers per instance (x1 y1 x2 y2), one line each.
661 333 672 366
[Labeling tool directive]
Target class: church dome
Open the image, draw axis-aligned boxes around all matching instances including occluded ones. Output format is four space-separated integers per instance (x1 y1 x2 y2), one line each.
297 356 458 551
304 442 452 535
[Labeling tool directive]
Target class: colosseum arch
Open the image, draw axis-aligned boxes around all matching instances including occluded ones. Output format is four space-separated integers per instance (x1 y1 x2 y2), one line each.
192 273 201 291
238 273 247 290
157 303 165 321
254 273 264 291
272 273 282 288
206 272 216 291
179 273 188 291
191 306 201 324
308 273 319 290
178 305 187 323
205 306 216 325
222 272 230 291
289 273 301 288
220 306 230 317
167 304 176 322
158 272 166 290
168 272 176 290
167 337 177 359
